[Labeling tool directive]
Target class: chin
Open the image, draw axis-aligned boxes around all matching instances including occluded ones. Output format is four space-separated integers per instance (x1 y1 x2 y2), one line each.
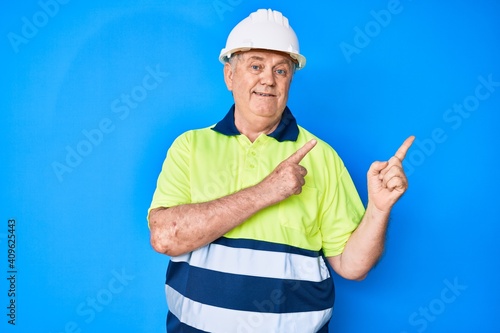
251 104 284 117
252 109 280 119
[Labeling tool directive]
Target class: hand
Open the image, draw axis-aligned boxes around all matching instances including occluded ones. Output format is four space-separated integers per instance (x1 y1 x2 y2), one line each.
367 136 415 213
260 139 317 203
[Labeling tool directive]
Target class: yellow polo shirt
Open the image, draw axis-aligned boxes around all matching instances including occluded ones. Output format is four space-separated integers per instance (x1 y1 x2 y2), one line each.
149 106 364 257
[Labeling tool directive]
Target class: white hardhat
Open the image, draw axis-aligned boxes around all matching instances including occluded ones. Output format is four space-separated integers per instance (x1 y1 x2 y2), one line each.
219 9 306 70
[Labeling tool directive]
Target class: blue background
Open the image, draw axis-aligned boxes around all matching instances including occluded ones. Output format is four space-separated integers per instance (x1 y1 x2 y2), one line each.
2 0 499 332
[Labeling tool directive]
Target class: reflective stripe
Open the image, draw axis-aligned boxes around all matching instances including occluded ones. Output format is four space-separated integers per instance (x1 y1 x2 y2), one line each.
167 261 335 313
171 239 330 282
166 285 332 333
213 237 321 257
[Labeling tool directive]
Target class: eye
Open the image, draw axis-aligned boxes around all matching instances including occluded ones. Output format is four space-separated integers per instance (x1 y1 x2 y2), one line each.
250 64 262 71
275 69 287 76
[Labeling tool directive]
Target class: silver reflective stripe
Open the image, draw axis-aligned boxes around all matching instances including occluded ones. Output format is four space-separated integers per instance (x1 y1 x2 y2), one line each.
170 242 330 282
166 285 332 333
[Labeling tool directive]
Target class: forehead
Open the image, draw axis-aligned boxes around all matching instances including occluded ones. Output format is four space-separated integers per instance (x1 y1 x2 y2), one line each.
239 50 294 66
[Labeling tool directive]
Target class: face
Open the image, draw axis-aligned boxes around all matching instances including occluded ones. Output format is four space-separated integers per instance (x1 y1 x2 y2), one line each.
224 50 295 127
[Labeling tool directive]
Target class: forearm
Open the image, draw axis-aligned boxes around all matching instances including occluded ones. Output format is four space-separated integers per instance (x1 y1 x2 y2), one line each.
329 203 390 280
149 182 277 257
149 139 317 257
328 137 413 280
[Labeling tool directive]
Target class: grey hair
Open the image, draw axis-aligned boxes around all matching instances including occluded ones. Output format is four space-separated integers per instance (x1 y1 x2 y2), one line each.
226 53 242 69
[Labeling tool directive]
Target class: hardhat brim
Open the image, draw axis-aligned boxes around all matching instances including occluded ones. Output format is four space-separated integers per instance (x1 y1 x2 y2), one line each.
219 48 306 70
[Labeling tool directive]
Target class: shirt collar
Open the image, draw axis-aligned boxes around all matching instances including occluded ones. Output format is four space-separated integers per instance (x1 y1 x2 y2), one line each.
211 104 299 142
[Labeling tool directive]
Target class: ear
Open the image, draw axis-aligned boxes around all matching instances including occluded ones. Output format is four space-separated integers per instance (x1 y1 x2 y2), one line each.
223 62 234 91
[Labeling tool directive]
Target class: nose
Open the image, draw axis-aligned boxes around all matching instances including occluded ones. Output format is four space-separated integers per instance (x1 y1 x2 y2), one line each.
260 67 276 86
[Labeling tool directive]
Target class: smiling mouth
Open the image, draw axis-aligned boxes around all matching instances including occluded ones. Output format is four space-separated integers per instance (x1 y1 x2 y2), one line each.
253 92 276 97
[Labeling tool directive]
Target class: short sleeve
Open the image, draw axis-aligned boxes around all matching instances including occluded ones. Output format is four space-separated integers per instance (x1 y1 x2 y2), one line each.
320 163 365 257
147 132 192 222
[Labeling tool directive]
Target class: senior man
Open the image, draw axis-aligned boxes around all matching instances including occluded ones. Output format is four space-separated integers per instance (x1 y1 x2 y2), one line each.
148 8 414 333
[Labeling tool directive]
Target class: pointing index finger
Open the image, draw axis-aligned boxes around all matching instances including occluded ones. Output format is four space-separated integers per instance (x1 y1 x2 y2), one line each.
286 139 317 164
394 135 415 161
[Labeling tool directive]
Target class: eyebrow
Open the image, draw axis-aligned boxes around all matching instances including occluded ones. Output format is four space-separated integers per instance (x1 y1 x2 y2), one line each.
246 55 293 67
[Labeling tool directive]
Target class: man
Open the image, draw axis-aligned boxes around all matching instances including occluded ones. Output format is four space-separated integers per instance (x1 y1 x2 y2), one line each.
148 8 414 333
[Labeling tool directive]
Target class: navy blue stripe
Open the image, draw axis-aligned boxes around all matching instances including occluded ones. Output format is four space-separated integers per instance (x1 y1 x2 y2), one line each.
213 237 321 258
317 320 330 333
167 261 335 313
167 311 209 333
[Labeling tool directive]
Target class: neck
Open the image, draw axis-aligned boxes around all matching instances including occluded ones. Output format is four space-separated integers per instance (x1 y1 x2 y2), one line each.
234 112 281 143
